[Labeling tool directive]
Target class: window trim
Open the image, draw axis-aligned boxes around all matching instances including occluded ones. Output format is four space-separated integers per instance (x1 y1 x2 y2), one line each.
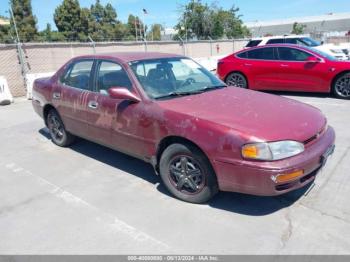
235 46 325 63
276 46 319 62
59 58 95 92
235 47 278 61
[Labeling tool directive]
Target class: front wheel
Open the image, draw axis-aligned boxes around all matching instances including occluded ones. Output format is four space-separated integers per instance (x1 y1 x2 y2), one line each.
47 109 75 147
159 143 218 204
332 72 350 99
225 72 248 88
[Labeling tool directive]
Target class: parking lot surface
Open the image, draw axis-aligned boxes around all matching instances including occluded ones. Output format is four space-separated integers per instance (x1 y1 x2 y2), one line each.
0 93 349 254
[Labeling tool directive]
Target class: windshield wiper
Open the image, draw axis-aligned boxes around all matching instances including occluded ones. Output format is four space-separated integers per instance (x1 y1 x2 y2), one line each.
199 85 227 92
155 85 227 100
155 90 204 100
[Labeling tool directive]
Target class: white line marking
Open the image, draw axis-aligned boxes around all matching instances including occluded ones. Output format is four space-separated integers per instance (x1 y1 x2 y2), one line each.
2 162 170 250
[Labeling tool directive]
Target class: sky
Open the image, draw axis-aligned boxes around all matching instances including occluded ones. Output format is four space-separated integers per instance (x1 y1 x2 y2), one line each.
0 0 350 31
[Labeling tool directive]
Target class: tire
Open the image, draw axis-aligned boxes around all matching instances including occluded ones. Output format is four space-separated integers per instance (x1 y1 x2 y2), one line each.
225 72 248 88
332 72 350 99
159 143 218 204
46 109 75 147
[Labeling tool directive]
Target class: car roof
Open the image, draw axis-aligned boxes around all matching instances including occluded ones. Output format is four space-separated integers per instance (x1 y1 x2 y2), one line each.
74 52 184 63
241 43 308 50
237 44 315 54
250 35 308 41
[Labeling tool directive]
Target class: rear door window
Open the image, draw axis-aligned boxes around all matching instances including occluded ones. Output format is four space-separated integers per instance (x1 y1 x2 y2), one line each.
61 60 94 90
236 51 248 58
247 47 275 60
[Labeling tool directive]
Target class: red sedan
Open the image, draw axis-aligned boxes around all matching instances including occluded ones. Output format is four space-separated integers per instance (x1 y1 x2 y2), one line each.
32 52 335 203
217 44 350 99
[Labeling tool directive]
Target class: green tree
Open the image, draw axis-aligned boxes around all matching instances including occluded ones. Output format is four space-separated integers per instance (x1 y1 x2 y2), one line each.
10 0 38 42
89 0 120 41
148 24 163 41
54 0 82 41
127 14 145 40
0 24 12 43
0 15 11 43
292 22 306 35
175 0 250 40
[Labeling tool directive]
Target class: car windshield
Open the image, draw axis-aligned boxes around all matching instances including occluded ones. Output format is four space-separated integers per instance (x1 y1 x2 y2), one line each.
300 37 320 47
129 58 226 99
303 46 338 61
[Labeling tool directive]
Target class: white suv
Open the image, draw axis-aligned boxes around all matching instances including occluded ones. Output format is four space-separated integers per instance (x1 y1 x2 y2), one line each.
245 35 349 61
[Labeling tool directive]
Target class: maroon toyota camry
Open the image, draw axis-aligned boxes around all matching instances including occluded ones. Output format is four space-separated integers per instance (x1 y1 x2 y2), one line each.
32 52 335 203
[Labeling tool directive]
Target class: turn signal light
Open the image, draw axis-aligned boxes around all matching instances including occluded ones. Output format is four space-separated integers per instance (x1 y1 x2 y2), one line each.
273 170 304 183
242 145 258 159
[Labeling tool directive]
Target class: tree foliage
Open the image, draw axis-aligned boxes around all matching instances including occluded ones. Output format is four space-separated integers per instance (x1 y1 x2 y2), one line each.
54 0 82 40
148 24 163 41
0 0 39 43
1 0 250 43
291 22 306 35
175 0 250 40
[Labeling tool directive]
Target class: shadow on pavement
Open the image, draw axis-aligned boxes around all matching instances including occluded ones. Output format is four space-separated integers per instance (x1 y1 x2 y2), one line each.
39 127 309 216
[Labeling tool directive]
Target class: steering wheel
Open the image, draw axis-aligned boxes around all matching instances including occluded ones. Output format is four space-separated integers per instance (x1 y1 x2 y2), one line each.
181 77 196 87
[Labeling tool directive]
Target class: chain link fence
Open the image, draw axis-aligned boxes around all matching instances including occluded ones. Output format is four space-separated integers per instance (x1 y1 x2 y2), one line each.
0 39 249 97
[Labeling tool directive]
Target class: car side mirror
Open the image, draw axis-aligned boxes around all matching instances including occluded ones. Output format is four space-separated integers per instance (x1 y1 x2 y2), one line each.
306 56 320 63
108 87 141 103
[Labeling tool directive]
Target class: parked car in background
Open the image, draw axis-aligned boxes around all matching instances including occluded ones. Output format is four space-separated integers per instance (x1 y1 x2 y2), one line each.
245 35 349 61
218 44 350 99
32 52 335 203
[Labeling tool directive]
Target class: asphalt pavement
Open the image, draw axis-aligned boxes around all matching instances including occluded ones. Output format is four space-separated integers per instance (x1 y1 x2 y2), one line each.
0 93 349 254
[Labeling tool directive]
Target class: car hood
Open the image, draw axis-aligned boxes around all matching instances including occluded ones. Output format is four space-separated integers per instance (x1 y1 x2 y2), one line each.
157 88 326 142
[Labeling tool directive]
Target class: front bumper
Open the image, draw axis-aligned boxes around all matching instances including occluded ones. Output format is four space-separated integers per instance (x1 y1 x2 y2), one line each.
213 126 336 196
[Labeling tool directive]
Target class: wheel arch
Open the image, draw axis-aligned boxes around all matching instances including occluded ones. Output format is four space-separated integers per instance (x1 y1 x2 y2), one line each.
331 70 350 91
155 136 214 174
225 71 249 88
43 104 57 127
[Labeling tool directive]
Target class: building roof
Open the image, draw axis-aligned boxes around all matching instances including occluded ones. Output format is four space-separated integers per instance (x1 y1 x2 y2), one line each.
245 12 350 28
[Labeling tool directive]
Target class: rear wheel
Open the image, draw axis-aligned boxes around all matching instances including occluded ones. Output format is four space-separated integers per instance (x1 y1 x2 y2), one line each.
332 72 350 99
47 109 75 147
226 72 248 88
159 143 218 204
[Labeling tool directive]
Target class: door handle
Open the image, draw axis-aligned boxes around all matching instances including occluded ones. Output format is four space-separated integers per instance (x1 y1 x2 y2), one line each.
280 64 289 67
88 101 98 109
53 92 61 99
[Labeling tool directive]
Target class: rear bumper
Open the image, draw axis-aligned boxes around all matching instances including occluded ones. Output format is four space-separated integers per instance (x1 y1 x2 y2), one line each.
213 126 336 196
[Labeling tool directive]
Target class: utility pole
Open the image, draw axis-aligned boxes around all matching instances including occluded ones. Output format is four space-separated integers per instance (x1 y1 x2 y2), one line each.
9 5 20 43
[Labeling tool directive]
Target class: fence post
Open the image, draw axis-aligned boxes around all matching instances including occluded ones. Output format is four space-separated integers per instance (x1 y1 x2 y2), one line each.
208 36 213 56
88 35 96 54
178 36 186 56
142 38 148 52
16 41 29 97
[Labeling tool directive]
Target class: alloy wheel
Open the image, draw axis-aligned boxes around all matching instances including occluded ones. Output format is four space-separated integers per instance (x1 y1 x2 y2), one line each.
335 74 350 98
168 155 205 195
226 73 247 88
48 113 64 143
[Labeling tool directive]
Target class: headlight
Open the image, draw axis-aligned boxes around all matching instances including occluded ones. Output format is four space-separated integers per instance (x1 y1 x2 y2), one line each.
242 141 304 161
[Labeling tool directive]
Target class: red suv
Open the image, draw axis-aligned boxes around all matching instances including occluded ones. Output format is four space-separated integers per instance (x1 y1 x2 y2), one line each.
217 44 350 99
